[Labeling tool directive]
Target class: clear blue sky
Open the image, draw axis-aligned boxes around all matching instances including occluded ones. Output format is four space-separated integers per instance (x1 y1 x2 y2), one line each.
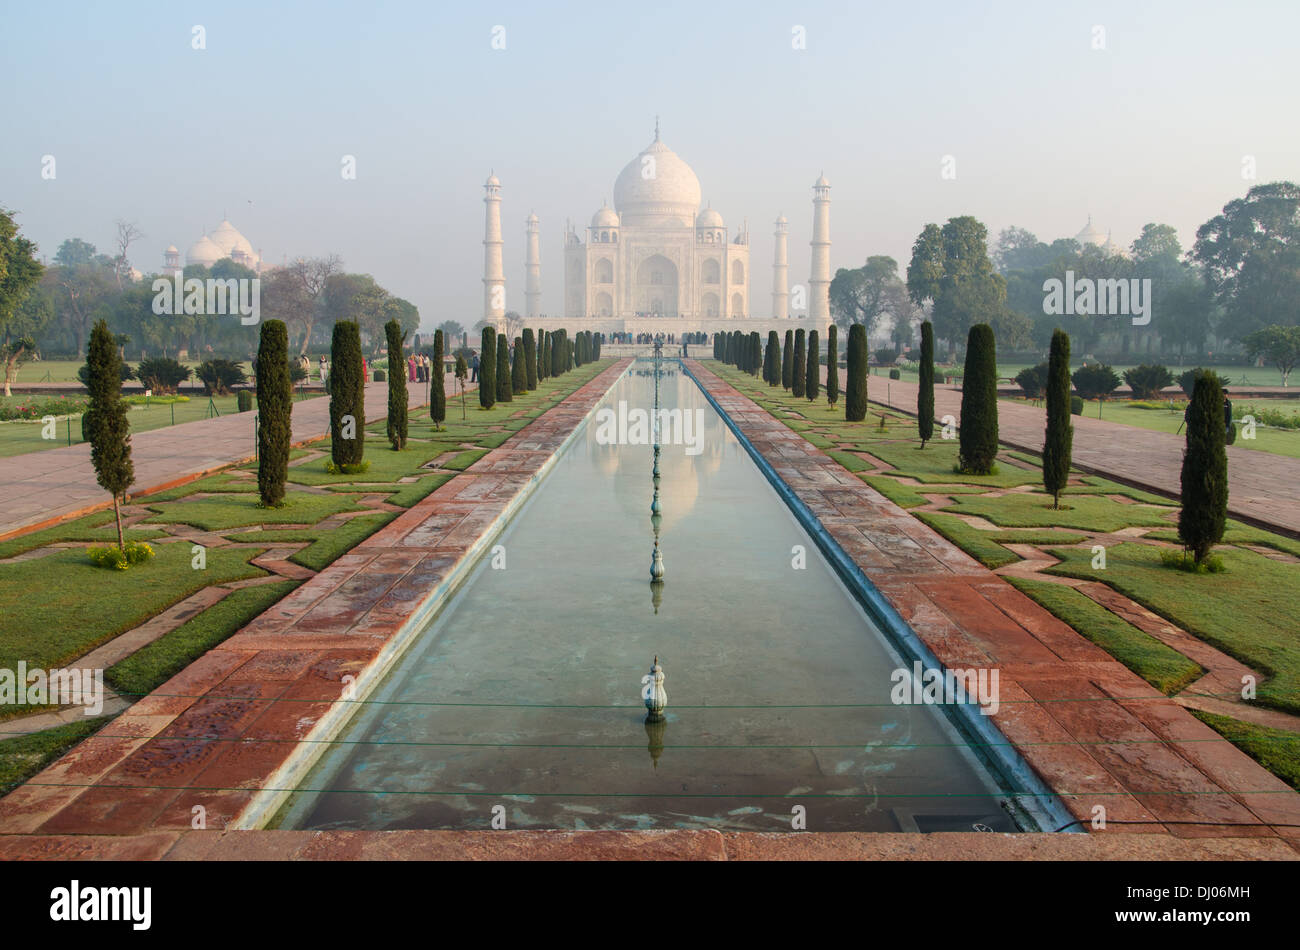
3 0 1297 331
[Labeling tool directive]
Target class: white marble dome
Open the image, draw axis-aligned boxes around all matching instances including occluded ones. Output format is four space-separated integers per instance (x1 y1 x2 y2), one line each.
696 206 724 228
185 235 224 267
613 134 702 225
592 204 620 228
1076 217 1106 247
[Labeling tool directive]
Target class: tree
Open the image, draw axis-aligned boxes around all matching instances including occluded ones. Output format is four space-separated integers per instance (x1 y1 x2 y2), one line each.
329 321 365 468
907 217 1008 358
918 321 934 447
523 328 538 390
1178 371 1228 564
782 329 794 389
431 328 447 430
538 331 550 382
454 352 468 420
829 256 905 333
826 325 840 406
257 319 293 505
285 255 344 354
437 320 465 344
480 326 497 408
1042 329 1072 508
512 335 527 393
1241 325 1300 387
845 323 867 421
1072 363 1122 402
84 320 134 551
958 323 998 474
792 329 806 397
0 209 45 396
385 318 408 449
1123 364 1175 399
1192 181 1300 340
111 219 144 290
763 330 778 386
806 329 820 400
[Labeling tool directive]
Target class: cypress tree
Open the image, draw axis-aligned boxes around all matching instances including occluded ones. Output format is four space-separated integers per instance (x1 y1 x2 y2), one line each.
846 323 867 421
806 329 819 401
329 320 365 468
1042 329 1072 506
539 331 550 380
512 335 528 393
257 319 293 506
384 318 408 450
1178 371 1229 564
523 328 538 390
764 331 779 385
496 333 513 402
85 319 135 550
551 329 563 377
593 333 601 360
958 323 999 475
566 337 574 371
826 324 840 406
751 332 761 376
782 329 794 389
431 329 447 430
792 329 807 397
479 326 497 409
918 321 935 448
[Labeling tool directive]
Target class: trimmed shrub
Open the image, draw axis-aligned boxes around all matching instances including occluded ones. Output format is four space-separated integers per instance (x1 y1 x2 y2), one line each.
764 331 779 385
889 368 901 380
1072 363 1122 401
523 328 538 390
431 329 447 429
1070 395 1084 415
135 357 189 393
256 319 293 506
385 317 409 448
826 325 840 406
480 326 497 408
958 323 998 475
329 320 365 468
1123 363 1174 399
237 390 252 412
806 330 820 400
874 347 899 365
782 330 794 389
1015 362 1049 399
917 321 934 446
792 329 806 397
1178 370 1228 564
846 323 868 421
1042 329 1072 508
196 359 247 395
374 369 385 382
496 333 512 402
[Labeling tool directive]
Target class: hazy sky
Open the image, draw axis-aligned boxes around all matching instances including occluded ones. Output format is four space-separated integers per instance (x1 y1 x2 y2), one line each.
4 0 1298 332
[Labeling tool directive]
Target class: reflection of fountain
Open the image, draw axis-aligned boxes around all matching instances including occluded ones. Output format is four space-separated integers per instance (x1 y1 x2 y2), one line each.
645 716 666 767
649 345 665 588
644 655 667 723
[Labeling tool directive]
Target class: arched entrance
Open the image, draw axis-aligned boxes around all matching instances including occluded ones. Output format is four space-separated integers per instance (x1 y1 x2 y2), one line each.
636 254 678 317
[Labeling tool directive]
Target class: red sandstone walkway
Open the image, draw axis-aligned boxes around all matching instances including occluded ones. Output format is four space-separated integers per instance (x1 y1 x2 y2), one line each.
0 378 471 541
689 360 1300 844
863 374 1300 538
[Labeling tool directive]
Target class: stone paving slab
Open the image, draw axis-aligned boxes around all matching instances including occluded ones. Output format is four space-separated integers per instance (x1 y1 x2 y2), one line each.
0 828 1292 860
0 361 630 838
867 374 1300 538
687 359 1300 839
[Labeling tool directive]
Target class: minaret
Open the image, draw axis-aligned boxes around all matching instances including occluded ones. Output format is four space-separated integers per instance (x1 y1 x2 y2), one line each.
525 211 541 320
772 215 789 319
483 172 505 326
809 174 831 332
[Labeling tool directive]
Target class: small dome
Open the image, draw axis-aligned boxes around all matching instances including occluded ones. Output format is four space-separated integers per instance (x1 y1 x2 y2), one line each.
592 204 620 228
775 214 787 225
526 211 539 223
165 244 179 254
697 207 725 228
186 235 224 267
1076 216 1106 247
814 173 830 188
486 173 501 187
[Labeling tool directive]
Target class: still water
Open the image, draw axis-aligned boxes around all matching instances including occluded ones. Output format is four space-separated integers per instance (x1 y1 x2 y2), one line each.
275 364 1020 832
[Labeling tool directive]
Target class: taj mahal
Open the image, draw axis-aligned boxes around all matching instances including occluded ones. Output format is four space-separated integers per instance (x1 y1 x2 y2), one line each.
483 123 831 339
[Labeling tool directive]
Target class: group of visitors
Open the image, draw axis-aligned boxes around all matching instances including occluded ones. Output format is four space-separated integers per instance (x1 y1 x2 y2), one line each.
406 353 437 383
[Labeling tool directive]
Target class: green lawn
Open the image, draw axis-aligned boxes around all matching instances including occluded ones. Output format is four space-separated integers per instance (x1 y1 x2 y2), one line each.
141 489 365 530
1190 710 1300 791
0 716 112 796
939 491 1177 532
1044 542 1300 715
